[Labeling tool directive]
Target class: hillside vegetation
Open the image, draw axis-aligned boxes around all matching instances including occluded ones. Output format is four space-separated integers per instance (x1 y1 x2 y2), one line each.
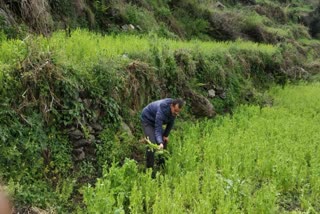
0 0 319 213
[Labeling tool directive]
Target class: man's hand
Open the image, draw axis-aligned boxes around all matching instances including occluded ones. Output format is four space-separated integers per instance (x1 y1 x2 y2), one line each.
163 136 169 143
159 143 164 149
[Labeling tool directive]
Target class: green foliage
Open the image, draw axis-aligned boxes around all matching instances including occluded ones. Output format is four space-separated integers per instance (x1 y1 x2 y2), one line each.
173 7 210 40
0 15 25 39
83 82 320 213
121 3 158 32
0 109 73 210
0 22 318 213
96 126 134 167
82 159 140 214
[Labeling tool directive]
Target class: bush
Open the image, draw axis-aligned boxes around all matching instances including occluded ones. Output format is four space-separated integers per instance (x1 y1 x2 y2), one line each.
96 126 134 167
120 3 159 32
82 159 140 214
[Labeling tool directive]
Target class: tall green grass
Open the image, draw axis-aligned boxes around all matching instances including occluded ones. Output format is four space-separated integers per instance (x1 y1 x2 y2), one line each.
83 82 320 213
0 29 278 74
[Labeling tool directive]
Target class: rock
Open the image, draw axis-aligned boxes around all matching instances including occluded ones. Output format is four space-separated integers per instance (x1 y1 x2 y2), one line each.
73 147 84 155
73 139 90 148
30 207 49 214
122 24 135 31
121 122 133 137
84 147 96 156
75 151 85 161
87 126 95 134
183 88 216 118
69 129 84 140
208 89 216 98
68 126 76 132
83 99 92 108
128 24 135 30
122 24 128 31
136 25 142 31
215 1 226 9
91 123 103 131
214 87 227 99
219 91 227 100
88 134 95 142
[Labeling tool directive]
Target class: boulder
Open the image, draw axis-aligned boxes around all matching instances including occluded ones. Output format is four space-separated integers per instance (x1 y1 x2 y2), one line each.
73 147 84 156
214 87 227 99
121 121 133 137
219 91 227 100
183 88 216 117
128 24 135 30
87 125 95 134
73 139 90 148
91 123 103 131
75 151 85 161
83 99 92 108
136 25 142 31
208 89 216 98
215 1 226 9
69 129 84 140
88 134 96 142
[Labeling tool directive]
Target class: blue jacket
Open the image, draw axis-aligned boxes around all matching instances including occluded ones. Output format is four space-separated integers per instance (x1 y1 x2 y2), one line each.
141 98 176 144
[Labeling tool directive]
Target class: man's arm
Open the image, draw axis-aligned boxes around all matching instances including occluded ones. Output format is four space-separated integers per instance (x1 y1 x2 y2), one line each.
155 110 164 144
163 120 174 137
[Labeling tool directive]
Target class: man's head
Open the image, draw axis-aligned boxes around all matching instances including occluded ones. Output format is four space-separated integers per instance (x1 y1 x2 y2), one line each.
170 98 184 116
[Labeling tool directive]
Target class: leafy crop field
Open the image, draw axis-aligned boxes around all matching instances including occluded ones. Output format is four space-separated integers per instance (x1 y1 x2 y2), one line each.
83 82 320 213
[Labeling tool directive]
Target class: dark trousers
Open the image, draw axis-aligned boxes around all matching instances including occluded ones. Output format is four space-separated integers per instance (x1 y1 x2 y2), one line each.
142 121 167 168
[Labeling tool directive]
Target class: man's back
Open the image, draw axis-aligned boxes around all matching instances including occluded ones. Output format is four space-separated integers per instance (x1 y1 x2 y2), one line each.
141 98 173 126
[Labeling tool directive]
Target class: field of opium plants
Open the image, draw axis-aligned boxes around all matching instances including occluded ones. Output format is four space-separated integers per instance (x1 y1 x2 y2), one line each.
82 82 320 213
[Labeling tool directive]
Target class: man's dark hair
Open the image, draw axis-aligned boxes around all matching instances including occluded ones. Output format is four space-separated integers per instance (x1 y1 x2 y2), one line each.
172 98 184 108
